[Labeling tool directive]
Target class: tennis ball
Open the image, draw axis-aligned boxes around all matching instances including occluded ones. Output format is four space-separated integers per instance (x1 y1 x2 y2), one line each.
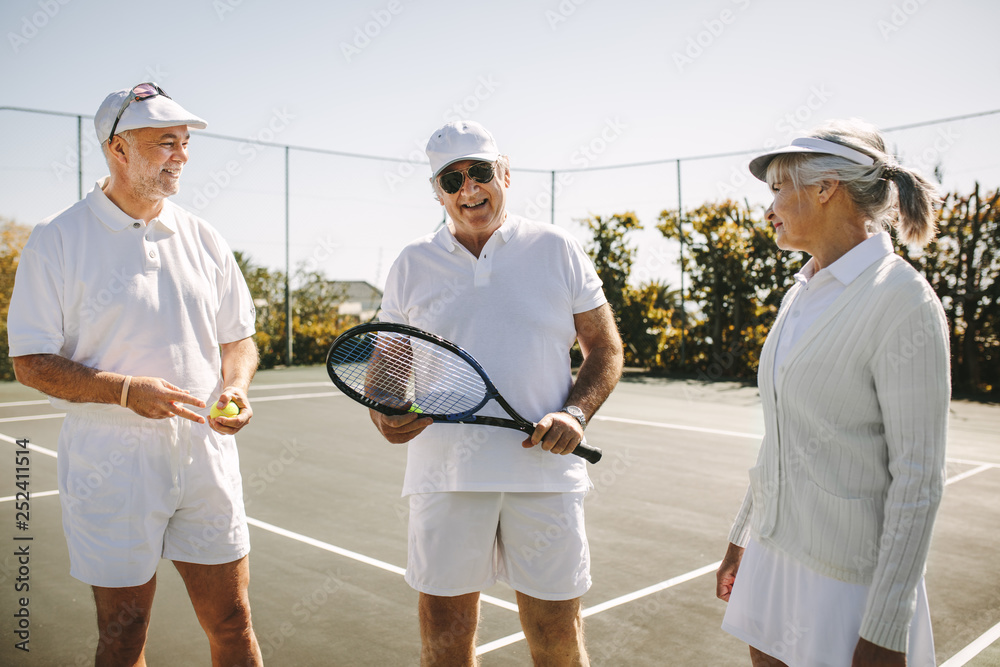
210 400 240 419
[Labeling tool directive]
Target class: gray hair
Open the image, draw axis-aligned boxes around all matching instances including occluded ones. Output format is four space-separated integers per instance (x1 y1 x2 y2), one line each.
100 128 136 167
766 119 941 247
430 155 510 203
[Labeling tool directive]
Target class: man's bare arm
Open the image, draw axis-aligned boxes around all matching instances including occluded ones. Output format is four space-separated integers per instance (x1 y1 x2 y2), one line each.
565 303 625 419
210 337 259 435
526 303 624 454
12 353 206 421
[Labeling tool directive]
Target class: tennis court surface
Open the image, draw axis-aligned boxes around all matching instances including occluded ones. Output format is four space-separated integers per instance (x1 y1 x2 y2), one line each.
1 367 998 666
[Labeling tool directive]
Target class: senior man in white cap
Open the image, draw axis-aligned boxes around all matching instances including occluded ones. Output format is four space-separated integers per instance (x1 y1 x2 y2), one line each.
7 83 262 666
369 120 623 666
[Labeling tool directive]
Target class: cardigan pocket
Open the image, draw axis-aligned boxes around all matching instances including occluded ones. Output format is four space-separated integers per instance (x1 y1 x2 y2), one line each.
802 476 879 582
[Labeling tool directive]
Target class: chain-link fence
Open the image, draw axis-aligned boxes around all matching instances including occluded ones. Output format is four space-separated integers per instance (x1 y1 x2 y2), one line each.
3 106 999 365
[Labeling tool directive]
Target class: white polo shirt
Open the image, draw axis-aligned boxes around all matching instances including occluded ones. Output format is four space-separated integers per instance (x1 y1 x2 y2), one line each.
380 215 607 495
7 177 256 417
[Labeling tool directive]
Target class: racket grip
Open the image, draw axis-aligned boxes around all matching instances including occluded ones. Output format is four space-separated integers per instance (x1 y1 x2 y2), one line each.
573 439 603 464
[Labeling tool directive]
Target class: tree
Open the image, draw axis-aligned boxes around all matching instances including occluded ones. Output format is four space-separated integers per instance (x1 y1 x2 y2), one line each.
581 212 641 328
580 212 681 368
899 183 999 394
289 267 350 365
233 252 359 368
0 219 33 380
657 200 801 380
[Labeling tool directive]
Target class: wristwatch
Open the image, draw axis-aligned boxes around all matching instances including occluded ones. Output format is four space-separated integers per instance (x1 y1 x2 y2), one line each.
560 405 587 430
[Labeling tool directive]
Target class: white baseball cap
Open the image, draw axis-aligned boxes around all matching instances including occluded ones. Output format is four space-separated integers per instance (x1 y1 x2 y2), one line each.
95 83 207 144
748 136 875 182
425 120 500 178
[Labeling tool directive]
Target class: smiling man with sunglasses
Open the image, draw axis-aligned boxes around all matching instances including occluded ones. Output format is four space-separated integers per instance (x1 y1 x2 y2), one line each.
369 120 624 666
7 84 262 666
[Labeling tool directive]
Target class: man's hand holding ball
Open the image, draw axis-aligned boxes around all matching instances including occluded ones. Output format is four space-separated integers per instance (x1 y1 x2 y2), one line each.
208 390 251 435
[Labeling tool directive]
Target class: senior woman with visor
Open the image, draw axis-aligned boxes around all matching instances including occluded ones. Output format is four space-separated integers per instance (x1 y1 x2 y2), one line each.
715 119 950 667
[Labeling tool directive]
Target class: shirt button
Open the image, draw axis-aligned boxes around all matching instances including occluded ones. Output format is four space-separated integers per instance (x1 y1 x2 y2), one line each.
132 222 140 228
149 251 156 259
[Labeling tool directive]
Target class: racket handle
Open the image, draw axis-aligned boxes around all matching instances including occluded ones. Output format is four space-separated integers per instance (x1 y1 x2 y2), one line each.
572 438 603 464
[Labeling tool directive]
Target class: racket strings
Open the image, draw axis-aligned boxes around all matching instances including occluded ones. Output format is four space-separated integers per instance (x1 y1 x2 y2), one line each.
329 332 487 415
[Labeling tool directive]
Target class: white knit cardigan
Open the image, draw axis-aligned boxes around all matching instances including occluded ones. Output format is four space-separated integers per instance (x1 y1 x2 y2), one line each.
728 251 951 653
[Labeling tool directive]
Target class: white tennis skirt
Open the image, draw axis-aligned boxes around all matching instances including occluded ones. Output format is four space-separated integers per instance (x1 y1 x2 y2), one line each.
721 539 935 667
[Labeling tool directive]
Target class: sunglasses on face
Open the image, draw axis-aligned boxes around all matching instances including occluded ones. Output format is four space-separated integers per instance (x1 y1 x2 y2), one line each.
438 161 496 195
107 82 171 142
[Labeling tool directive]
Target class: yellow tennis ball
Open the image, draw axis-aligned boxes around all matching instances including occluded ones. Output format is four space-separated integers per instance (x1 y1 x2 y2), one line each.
210 400 240 419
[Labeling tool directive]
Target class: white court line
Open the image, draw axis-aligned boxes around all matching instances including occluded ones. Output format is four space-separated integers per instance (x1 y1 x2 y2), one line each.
247 516 406 575
252 392 341 403
582 561 721 616
949 456 1000 468
246 517 519 612
939 620 1000 666
593 415 763 440
0 413 67 424
251 382 332 391
0 391 341 422
0 489 59 503
0 433 58 458
593 417 1000 485
0 399 52 408
3 421 999 656
946 464 995 486
476 561 722 656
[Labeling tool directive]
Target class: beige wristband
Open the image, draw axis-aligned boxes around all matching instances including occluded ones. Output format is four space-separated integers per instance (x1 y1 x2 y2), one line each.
120 375 132 408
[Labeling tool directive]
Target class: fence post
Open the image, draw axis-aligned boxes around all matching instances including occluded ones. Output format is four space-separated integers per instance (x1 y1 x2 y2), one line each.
77 115 83 200
550 170 555 225
677 159 686 367
285 145 293 366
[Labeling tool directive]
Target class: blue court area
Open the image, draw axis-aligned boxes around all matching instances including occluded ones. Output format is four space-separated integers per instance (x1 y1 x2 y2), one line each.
0 367 998 665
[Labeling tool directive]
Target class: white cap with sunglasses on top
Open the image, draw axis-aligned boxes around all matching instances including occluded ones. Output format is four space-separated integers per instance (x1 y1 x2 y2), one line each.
95 82 207 145
426 120 500 178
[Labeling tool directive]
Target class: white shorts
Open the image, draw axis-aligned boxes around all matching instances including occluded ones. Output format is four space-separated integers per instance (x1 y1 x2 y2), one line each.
722 539 935 667
405 491 590 601
57 412 251 588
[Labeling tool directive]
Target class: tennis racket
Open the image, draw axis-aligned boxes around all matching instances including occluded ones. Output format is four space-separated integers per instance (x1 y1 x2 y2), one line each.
326 322 602 464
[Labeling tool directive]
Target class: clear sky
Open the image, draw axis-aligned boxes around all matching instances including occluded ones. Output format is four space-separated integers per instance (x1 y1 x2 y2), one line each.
3 0 999 289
